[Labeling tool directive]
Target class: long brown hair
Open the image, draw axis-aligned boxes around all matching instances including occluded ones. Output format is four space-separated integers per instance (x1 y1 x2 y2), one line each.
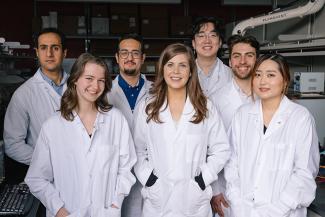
146 43 207 124
60 53 112 121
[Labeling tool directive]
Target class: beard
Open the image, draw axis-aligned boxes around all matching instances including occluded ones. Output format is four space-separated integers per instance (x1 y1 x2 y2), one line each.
123 68 138 76
233 69 251 80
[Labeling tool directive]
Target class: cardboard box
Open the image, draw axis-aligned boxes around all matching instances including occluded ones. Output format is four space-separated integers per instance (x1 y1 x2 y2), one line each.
140 5 168 18
91 17 109 35
92 4 108 17
141 18 168 37
170 16 192 36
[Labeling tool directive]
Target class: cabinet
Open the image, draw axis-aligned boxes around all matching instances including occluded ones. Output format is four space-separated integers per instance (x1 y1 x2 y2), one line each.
34 1 193 75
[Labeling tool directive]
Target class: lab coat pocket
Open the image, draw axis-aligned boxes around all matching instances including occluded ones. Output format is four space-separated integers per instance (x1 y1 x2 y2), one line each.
186 134 204 163
97 144 118 167
184 179 212 215
66 205 91 217
142 178 162 210
103 207 120 217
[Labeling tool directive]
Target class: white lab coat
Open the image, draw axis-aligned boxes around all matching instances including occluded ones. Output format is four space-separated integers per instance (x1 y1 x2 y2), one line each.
107 74 152 217
108 74 152 128
210 79 253 217
212 79 253 130
224 96 319 217
197 57 232 99
3 68 67 164
25 108 136 217
134 98 230 217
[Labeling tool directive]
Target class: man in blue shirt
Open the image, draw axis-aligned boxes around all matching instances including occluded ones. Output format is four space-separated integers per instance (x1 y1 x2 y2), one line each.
3 28 68 183
108 33 152 217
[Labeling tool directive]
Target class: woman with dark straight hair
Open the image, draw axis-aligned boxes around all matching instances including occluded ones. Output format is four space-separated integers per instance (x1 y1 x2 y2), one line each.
133 43 230 217
25 53 136 217
225 54 319 217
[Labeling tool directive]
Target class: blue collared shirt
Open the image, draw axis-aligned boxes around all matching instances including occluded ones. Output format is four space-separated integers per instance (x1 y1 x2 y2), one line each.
40 69 68 96
118 75 144 112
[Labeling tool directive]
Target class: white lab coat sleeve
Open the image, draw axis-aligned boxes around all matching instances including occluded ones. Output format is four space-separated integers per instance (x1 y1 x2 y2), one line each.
24 125 64 216
133 102 153 186
224 113 243 215
211 171 226 196
201 105 230 186
260 112 320 216
112 115 137 208
4 92 34 164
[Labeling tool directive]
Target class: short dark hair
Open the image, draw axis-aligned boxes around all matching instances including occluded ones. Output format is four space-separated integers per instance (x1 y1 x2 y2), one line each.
117 33 144 53
227 34 260 57
192 16 222 40
33 28 66 50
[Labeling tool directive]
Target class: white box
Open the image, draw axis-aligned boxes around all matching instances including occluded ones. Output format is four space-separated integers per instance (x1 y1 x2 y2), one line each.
294 72 325 93
91 17 109 35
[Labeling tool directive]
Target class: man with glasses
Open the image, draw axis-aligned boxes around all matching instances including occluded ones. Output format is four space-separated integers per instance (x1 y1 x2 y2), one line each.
192 17 232 98
108 33 152 217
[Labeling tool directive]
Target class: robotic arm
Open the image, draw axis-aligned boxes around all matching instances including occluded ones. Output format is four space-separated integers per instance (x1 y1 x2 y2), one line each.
232 0 325 35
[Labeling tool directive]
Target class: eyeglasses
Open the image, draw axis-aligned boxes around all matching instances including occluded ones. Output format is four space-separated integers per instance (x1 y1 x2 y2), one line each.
195 32 219 41
118 50 142 59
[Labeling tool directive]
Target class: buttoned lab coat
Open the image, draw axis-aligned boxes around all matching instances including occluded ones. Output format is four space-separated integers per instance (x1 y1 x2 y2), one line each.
108 74 152 217
4 68 67 164
210 79 253 217
25 108 136 217
133 98 230 217
224 96 320 217
197 57 232 99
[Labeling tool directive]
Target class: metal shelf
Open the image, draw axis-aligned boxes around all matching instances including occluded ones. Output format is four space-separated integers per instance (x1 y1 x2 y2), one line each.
66 35 190 40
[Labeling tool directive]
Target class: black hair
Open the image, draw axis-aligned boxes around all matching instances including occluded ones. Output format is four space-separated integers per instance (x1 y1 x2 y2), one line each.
116 33 144 53
192 16 222 40
227 34 260 57
33 28 66 50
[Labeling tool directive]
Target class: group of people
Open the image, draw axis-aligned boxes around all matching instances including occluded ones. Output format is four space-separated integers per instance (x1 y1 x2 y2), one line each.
2 16 320 217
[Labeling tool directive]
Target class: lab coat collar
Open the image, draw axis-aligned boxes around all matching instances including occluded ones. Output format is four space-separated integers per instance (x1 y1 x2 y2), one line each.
112 73 152 105
160 96 195 122
250 96 293 138
34 68 66 111
71 109 105 127
34 68 68 92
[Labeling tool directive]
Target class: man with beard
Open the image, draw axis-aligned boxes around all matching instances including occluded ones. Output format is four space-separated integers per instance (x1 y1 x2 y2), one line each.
107 33 152 217
210 34 260 217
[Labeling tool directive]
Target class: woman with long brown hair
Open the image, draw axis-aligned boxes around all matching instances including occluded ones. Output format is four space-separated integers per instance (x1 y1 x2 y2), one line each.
25 53 136 217
133 43 230 217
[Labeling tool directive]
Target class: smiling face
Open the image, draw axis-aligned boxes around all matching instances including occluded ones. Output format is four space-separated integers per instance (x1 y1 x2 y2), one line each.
164 53 191 92
75 62 106 106
253 59 286 103
115 38 145 77
35 32 67 75
229 42 256 80
192 22 221 59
